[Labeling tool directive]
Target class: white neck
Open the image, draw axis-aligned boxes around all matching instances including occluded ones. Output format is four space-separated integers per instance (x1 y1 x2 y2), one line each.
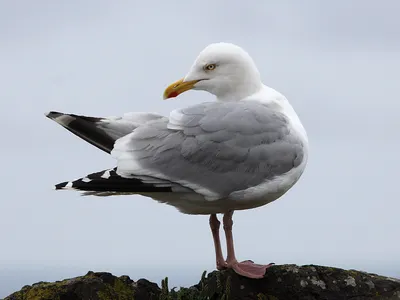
215 81 262 102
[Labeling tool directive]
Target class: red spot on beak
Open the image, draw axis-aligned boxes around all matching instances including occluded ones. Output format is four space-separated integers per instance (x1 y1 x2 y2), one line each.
168 91 179 98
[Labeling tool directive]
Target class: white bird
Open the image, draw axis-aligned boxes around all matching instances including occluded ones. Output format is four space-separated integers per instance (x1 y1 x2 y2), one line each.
46 42 309 279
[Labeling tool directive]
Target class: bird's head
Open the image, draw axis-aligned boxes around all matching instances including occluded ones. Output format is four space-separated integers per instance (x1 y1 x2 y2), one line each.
163 42 262 102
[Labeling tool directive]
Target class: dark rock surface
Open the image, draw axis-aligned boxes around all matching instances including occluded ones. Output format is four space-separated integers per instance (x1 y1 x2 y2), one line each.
5 264 400 300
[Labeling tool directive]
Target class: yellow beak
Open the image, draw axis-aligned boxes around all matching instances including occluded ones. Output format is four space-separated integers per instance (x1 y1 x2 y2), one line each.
163 78 200 100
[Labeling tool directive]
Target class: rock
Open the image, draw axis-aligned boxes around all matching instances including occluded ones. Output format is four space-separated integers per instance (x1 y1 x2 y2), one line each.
5 264 400 300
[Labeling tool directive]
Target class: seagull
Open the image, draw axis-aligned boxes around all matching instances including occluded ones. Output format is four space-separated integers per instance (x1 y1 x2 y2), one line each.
46 42 309 279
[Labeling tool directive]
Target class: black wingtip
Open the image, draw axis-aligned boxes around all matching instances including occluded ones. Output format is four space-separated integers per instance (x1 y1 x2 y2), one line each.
53 168 173 194
55 181 70 190
45 111 63 119
45 111 114 154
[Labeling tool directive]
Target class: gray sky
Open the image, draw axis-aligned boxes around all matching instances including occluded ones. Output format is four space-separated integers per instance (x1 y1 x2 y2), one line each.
1 0 399 297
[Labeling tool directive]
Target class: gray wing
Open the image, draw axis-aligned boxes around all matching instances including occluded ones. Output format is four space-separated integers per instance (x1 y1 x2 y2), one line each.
111 101 305 200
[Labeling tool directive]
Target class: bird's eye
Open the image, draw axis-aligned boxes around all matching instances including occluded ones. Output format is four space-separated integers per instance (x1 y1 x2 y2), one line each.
204 64 216 71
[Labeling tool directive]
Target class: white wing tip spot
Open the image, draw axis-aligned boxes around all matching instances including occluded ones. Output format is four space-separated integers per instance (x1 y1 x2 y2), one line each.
65 181 73 188
101 170 111 179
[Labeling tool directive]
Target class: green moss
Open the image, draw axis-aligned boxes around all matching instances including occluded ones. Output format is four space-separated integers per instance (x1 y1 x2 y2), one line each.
257 293 267 300
97 289 111 300
348 270 359 277
170 287 199 300
216 272 222 290
114 278 134 299
12 280 76 300
326 267 336 272
97 277 135 300
224 275 231 300
24 284 64 300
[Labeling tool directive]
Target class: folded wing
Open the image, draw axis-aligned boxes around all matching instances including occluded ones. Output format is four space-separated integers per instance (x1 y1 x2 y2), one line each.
111 101 305 200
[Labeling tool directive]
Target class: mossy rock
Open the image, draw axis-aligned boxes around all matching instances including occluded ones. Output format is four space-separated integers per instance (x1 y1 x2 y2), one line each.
5 265 400 300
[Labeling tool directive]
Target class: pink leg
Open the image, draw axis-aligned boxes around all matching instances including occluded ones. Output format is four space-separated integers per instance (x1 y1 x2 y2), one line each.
209 214 228 270
223 211 274 279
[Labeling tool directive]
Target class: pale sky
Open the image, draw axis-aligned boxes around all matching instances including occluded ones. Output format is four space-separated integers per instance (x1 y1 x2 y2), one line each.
1 0 399 297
